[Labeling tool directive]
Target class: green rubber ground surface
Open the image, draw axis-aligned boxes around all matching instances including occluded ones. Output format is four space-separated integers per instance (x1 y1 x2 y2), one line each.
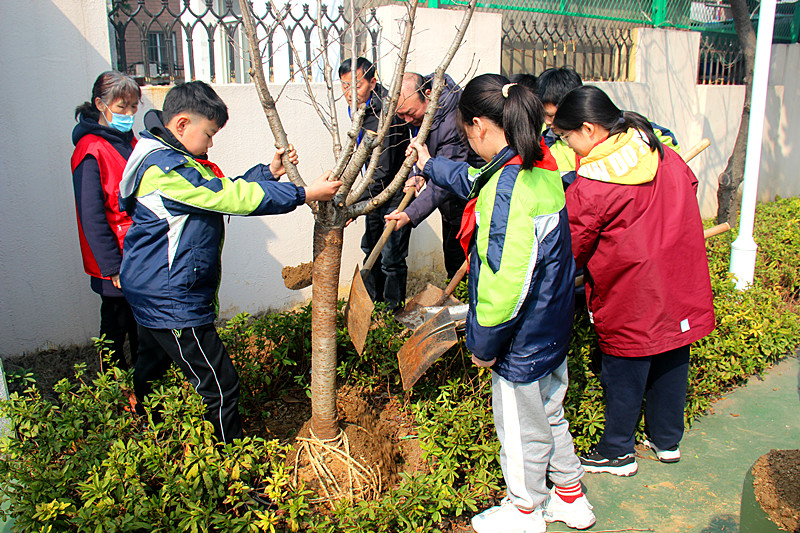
548 355 800 533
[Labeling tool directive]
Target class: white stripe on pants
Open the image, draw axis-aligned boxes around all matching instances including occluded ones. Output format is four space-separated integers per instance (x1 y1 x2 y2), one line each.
492 359 583 510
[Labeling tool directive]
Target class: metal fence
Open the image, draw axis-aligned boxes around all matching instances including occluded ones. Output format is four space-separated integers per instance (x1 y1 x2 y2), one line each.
438 0 694 28
108 0 381 85
698 33 745 85
501 19 635 81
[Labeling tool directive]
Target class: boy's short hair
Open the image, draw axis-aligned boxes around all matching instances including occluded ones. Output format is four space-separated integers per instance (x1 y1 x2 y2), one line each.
534 68 583 106
338 57 376 81
510 73 538 93
163 81 229 128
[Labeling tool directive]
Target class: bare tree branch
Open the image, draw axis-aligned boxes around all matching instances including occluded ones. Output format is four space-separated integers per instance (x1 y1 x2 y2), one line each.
330 105 367 181
344 0 418 206
238 0 305 187
346 0 478 219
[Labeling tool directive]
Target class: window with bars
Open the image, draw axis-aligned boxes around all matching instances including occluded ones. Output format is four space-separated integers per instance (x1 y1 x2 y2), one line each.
147 31 177 76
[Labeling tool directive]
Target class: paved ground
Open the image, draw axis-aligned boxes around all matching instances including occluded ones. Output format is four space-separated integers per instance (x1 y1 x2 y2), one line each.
548 355 800 533
1 356 797 531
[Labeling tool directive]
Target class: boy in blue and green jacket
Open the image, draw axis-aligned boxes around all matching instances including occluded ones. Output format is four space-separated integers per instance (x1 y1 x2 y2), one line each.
119 81 341 443
535 67 680 189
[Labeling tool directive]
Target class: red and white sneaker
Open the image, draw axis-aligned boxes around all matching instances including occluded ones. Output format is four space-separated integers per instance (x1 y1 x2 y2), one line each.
471 497 546 533
543 487 596 529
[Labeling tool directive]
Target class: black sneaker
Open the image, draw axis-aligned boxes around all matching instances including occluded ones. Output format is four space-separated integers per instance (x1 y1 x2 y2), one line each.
580 449 638 476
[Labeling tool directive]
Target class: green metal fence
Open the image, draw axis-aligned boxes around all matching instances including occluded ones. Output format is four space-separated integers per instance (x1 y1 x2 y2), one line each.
435 0 800 42
436 0 694 28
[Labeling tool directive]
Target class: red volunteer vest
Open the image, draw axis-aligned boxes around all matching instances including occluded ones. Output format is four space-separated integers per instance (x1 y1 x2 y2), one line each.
70 134 135 279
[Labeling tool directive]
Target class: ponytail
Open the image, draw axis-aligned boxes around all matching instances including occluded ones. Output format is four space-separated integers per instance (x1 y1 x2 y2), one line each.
458 74 544 170
611 110 664 158
553 85 664 158
75 71 141 122
503 83 544 169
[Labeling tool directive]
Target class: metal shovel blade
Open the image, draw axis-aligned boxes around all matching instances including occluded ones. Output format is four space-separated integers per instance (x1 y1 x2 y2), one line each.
398 307 458 390
395 284 462 330
346 265 374 356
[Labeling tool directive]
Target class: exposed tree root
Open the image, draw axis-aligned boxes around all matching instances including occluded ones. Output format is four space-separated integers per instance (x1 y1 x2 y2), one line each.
293 426 381 509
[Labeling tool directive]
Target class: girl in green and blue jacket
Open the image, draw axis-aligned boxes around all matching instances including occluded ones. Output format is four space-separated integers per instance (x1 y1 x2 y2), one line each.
406 74 595 533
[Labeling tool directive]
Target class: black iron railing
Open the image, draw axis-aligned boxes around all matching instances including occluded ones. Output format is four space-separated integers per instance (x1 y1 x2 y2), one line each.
108 0 381 85
697 33 746 85
501 18 635 81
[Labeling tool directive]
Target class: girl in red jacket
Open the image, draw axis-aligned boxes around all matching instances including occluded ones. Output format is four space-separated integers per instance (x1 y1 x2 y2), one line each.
552 86 715 476
71 71 141 368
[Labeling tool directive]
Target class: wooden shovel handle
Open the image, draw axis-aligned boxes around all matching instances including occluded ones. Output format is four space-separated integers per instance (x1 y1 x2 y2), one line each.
704 222 730 239
363 188 416 272
434 258 469 306
682 138 710 163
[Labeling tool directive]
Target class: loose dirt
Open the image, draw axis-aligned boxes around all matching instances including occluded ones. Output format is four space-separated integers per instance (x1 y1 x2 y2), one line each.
282 261 313 290
285 385 426 501
752 449 800 532
3 344 105 400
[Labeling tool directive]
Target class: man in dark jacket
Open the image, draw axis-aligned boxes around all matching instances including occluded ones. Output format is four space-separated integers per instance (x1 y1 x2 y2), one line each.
339 58 411 310
391 72 483 278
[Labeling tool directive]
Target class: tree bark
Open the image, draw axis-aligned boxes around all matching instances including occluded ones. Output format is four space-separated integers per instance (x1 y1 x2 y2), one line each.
310 222 344 439
716 0 757 225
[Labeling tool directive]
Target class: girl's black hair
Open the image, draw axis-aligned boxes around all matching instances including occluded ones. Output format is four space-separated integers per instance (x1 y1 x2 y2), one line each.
75 71 141 121
553 85 664 157
458 73 544 170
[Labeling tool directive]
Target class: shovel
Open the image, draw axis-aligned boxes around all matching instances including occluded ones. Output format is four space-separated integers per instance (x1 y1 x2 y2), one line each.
395 258 469 330
397 307 459 390
346 187 416 355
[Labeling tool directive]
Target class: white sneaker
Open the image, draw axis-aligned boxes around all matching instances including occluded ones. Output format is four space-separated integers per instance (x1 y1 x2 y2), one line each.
471 498 546 533
643 439 681 463
543 487 596 530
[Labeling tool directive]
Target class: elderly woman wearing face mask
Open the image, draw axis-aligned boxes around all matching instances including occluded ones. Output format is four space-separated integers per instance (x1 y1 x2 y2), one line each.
71 71 142 369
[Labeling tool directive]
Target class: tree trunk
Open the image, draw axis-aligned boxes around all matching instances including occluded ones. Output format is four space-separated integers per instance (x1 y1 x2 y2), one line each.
716 0 757 225
309 221 344 439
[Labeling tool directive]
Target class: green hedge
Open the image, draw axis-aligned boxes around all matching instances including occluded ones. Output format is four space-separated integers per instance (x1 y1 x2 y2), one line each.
1 197 798 532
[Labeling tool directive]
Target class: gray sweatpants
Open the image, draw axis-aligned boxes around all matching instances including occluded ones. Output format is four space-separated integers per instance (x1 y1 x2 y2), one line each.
492 359 584 510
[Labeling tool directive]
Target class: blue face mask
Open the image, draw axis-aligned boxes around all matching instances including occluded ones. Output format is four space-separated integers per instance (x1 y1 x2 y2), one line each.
102 102 135 133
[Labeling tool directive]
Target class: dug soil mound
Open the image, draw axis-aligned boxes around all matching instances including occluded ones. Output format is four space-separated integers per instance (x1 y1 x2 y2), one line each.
282 261 313 290
752 449 800 532
287 385 426 502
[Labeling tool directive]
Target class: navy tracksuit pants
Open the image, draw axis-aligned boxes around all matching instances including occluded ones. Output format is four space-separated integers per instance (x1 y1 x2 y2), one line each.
133 323 242 444
597 345 691 458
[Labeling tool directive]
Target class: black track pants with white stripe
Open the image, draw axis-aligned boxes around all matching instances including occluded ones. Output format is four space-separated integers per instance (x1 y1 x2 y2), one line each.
133 323 242 444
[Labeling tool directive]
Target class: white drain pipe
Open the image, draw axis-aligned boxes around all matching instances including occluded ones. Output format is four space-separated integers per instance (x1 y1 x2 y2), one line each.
729 0 778 290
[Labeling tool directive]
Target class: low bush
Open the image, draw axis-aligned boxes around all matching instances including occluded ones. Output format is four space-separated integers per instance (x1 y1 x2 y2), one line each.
0 351 313 532
1 198 798 531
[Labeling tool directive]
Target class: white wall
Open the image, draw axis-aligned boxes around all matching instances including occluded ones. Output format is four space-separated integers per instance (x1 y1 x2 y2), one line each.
760 43 800 202
375 6 502 85
0 0 114 354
